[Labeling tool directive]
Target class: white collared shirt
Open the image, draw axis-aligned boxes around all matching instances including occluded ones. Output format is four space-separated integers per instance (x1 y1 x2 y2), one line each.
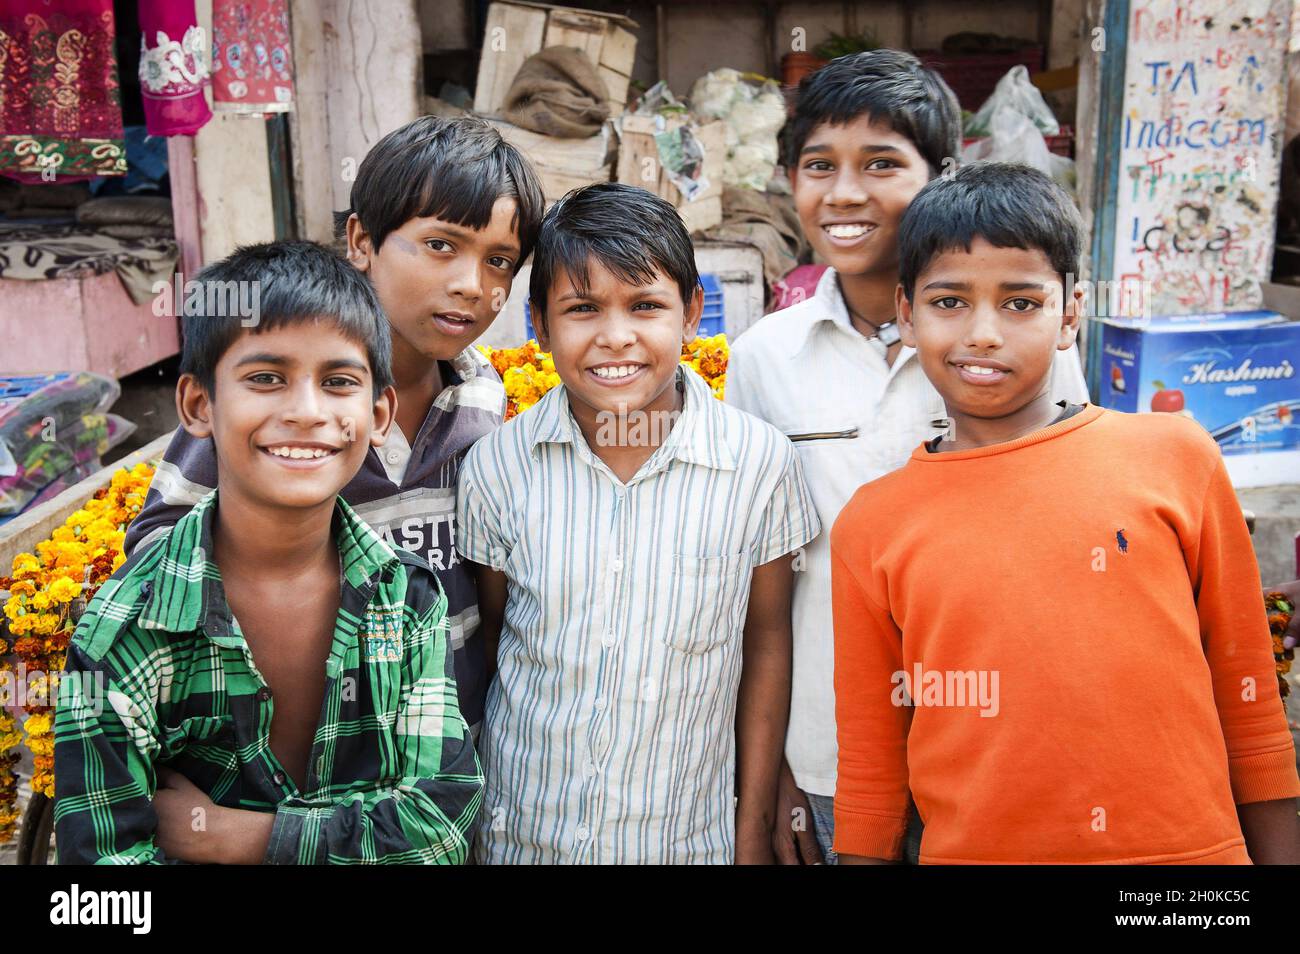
457 365 820 863
725 267 1091 796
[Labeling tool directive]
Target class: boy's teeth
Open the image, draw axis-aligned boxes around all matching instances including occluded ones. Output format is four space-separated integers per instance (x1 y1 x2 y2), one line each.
962 365 997 376
269 446 332 458
826 224 867 238
593 365 638 379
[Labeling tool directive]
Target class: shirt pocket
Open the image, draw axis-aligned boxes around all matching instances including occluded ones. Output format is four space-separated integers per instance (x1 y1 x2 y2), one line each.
661 550 752 655
159 715 235 760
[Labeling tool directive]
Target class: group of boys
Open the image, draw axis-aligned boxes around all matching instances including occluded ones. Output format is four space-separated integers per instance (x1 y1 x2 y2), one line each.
50 51 1298 865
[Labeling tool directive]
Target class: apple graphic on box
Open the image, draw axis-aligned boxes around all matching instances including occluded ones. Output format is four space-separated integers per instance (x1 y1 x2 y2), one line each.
1150 380 1184 413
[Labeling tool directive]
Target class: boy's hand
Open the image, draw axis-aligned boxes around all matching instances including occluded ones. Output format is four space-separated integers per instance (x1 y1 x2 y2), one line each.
154 768 220 863
735 807 776 865
772 758 824 864
1238 798 1300 865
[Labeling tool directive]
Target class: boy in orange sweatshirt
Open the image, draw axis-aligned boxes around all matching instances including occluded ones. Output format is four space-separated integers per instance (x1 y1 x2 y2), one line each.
831 162 1300 864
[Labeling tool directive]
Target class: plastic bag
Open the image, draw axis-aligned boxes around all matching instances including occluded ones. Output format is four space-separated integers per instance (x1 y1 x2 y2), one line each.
688 69 786 190
965 65 1059 138
961 106 1074 191
0 373 130 515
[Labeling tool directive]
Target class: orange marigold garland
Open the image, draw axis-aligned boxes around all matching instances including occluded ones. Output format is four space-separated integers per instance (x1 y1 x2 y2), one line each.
0 461 155 843
479 335 729 420
1266 591 1295 702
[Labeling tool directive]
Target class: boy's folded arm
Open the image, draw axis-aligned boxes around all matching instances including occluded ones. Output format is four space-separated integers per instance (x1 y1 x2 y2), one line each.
830 539 911 861
53 646 168 864
123 426 216 556
262 600 484 865
1188 454 1300 806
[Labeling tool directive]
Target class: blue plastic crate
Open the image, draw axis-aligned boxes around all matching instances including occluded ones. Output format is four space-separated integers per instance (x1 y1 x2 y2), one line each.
523 273 726 340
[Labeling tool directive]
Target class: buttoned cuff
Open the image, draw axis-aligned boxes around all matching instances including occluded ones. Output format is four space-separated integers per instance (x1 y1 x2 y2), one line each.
832 806 908 861
1230 747 1300 805
264 803 327 864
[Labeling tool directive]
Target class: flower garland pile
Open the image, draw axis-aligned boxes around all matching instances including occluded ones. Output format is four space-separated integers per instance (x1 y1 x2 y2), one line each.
1266 591 1295 702
0 461 154 843
480 334 730 420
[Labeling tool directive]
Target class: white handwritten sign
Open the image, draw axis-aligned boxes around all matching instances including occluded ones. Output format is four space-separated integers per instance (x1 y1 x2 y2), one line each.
1113 0 1290 314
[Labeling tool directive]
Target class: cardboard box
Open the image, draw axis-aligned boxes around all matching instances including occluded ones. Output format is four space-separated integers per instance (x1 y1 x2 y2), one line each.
473 2 637 119
1093 311 1300 487
615 114 725 233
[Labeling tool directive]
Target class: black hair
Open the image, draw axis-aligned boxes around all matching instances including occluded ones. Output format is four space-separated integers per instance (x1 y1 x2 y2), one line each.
528 182 700 333
897 162 1082 300
333 115 545 271
784 49 961 176
179 239 393 398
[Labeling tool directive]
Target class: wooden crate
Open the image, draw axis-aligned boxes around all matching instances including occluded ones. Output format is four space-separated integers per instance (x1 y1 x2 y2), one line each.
616 115 725 233
474 2 637 119
487 118 613 206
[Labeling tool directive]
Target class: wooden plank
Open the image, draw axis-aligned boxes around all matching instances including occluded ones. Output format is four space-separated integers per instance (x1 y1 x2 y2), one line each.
597 64 631 107
598 24 637 75
0 432 174 572
544 10 606 63
474 3 548 115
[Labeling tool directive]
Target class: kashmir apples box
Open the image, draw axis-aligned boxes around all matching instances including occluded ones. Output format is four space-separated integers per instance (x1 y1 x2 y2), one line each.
1092 310 1300 488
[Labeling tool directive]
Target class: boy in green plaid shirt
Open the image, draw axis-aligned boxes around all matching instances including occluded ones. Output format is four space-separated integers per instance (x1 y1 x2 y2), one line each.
53 241 483 864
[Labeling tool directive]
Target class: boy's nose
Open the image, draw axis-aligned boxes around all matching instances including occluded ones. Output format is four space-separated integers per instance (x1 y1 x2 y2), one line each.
962 307 1005 349
825 171 869 208
594 313 638 349
446 260 483 302
280 381 330 425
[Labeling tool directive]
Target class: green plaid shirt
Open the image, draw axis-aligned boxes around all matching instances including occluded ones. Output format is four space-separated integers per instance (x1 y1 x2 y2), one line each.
53 490 483 864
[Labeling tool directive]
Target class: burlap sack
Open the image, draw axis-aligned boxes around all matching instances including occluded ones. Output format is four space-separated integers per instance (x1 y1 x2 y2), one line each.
503 47 610 139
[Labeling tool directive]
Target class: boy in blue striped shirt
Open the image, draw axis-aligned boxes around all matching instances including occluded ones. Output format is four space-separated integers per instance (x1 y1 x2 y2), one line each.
456 184 820 864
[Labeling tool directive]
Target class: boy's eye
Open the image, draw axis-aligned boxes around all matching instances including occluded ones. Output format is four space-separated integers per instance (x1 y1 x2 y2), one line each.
488 255 513 270
803 159 833 172
426 238 451 252
247 372 283 385
1005 298 1040 313
866 158 897 171
566 303 596 314
931 296 964 310
323 375 362 388
632 300 665 312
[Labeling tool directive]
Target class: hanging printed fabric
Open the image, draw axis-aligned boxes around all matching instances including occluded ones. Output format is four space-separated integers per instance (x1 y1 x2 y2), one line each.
0 0 126 183
211 0 294 115
138 0 212 137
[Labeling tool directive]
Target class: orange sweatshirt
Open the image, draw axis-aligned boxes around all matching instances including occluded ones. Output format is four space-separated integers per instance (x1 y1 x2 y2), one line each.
831 404 1299 864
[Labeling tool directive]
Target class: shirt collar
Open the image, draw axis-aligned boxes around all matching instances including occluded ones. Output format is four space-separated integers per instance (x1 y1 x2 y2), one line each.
791 267 855 355
526 365 735 472
137 488 401 638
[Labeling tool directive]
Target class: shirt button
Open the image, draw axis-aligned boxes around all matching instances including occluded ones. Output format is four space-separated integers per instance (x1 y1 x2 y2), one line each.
575 824 590 841
256 686 272 702
386 450 401 464
601 632 616 649
140 580 153 599
583 759 597 778
272 770 287 787
610 558 623 573
593 698 607 712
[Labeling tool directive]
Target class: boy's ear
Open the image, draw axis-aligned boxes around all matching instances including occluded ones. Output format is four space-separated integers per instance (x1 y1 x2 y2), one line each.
682 284 704 341
346 213 373 273
895 283 918 349
1058 282 1085 351
176 374 214 439
367 384 397 448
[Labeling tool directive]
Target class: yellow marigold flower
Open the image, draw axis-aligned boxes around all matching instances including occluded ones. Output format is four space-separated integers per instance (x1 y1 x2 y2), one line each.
48 577 82 603
23 711 54 737
10 553 40 577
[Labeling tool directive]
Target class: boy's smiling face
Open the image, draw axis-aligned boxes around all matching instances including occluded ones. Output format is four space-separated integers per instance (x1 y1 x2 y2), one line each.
348 196 520 363
793 114 932 278
897 237 1080 423
178 322 396 511
536 257 701 423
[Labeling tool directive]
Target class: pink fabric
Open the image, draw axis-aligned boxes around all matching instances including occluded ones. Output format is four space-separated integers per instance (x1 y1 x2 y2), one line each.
770 264 828 312
212 0 294 114
138 0 212 137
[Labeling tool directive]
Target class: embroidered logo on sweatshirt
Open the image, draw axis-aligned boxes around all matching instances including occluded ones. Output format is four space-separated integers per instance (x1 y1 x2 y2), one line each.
1116 528 1129 555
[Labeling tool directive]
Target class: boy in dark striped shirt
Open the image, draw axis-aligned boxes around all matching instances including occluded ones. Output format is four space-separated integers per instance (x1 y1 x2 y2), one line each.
122 116 545 740
54 241 483 864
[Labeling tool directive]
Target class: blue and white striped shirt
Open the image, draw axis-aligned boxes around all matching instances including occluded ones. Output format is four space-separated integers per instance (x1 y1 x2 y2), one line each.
456 365 820 863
